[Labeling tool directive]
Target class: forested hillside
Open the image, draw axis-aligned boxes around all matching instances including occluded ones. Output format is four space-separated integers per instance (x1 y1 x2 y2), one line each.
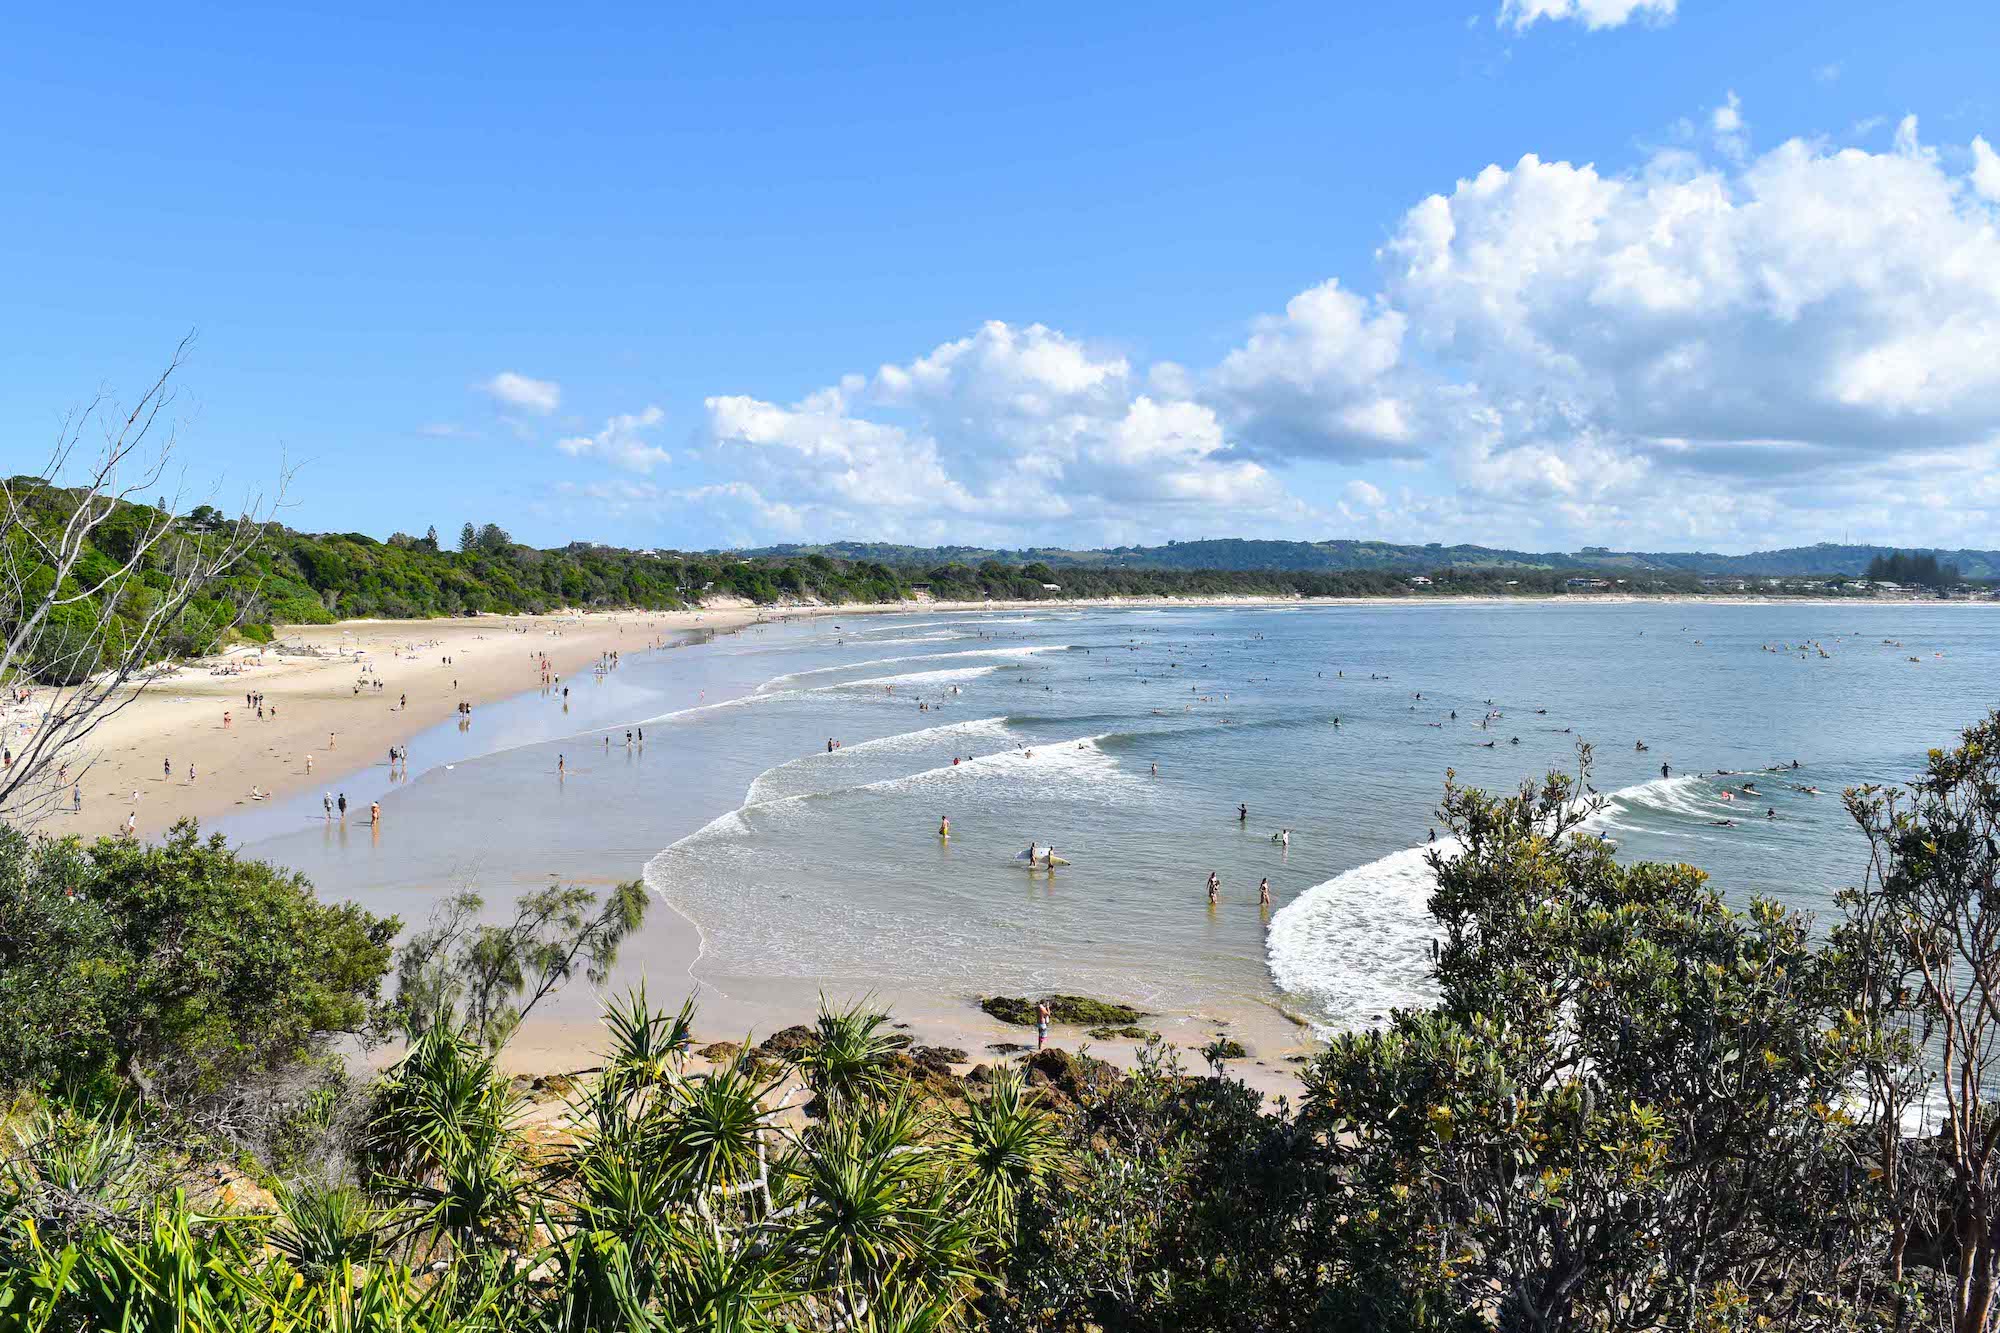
6 474 1970 688
753 537 2000 579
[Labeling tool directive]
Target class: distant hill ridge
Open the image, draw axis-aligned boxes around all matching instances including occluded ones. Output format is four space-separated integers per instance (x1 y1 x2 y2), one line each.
736 539 2000 580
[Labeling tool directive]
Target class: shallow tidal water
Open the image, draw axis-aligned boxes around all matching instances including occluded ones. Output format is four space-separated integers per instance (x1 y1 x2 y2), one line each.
230 602 2000 1048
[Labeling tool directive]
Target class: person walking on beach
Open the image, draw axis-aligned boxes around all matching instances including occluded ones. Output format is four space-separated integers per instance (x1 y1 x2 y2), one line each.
164 757 171 780
558 754 566 777
323 793 333 820
337 793 347 819
71 783 81 814
1036 1000 1051 1051
187 763 196 785
369 800 381 825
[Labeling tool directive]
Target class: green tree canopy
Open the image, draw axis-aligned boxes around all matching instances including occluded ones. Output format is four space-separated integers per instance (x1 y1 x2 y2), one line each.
0 820 398 1099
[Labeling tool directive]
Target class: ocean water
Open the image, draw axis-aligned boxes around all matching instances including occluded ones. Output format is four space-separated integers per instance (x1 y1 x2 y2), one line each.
231 603 2000 1041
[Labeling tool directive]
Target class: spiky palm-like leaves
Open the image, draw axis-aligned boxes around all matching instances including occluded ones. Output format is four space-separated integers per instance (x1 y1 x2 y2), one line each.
268 1180 379 1282
797 1000 903 1109
780 1092 980 1315
601 984 695 1091
360 1022 530 1257
946 1065 1064 1242
2 994 1028 1331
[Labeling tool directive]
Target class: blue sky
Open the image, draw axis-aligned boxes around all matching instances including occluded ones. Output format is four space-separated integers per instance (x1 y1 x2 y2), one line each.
6 1 1998 553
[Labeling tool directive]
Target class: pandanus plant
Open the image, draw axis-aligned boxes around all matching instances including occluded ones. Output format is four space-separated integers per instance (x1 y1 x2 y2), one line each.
359 1021 531 1259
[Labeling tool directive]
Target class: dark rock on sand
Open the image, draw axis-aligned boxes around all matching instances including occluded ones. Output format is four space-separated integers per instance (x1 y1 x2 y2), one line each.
1020 1046 1115 1103
757 1025 815 1059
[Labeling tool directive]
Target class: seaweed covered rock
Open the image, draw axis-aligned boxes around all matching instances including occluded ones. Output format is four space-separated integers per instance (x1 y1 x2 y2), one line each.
1085 1025 1157 1041
980 994 1146 1027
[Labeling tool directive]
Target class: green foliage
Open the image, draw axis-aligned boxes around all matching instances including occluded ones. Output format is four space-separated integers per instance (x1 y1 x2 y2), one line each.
17 727 2000 1328
391 880 648 1050
1296 755 1871 1329
0 820 397 1099
0 993 1068 1330
1866 549 1961 587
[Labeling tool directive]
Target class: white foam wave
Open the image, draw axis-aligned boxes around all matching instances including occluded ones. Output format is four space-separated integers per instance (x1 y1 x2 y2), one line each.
1266 840 1452 1033
849 619 956 634
757 645 1061 693
708 730 1133 846
854 732 1129 798
845 632 960 646
741 717 1012 805
818 664 1009 692
1584 774 1718 825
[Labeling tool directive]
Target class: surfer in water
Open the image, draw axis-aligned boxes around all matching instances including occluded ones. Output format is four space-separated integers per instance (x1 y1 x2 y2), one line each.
1661 762 1671 779
1024 841 1038 865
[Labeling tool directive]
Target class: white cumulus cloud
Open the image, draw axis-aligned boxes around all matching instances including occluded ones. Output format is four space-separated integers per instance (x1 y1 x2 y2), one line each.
1498 0 1675 31
483 371 562 415
557 406 671 473
630 108 2000 553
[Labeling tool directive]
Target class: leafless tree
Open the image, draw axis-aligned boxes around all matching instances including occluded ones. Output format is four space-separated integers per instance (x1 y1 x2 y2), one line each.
0 336 280 826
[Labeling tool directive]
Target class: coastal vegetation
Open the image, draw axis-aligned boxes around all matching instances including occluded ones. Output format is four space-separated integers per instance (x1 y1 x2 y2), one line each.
10 446 1971 708
757 537 2000 582
7 714 2000 1328
1866 550 1964 588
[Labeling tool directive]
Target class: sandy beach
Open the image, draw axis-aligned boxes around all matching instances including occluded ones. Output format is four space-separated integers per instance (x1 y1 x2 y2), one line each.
19 589 1978 845
21 605 777 841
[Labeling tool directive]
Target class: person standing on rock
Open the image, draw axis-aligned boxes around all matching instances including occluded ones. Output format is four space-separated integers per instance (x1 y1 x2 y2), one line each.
1036 1000 1051 1051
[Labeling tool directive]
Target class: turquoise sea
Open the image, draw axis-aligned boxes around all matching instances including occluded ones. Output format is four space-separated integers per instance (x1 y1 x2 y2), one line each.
229 602 2000 1052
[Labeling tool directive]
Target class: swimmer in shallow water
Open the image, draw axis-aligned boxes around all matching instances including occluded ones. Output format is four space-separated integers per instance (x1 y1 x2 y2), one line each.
1207 871 1220 904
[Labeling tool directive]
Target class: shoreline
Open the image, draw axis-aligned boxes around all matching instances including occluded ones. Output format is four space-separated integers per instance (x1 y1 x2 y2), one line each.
24 590 1990 843
26 590 1989 1094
